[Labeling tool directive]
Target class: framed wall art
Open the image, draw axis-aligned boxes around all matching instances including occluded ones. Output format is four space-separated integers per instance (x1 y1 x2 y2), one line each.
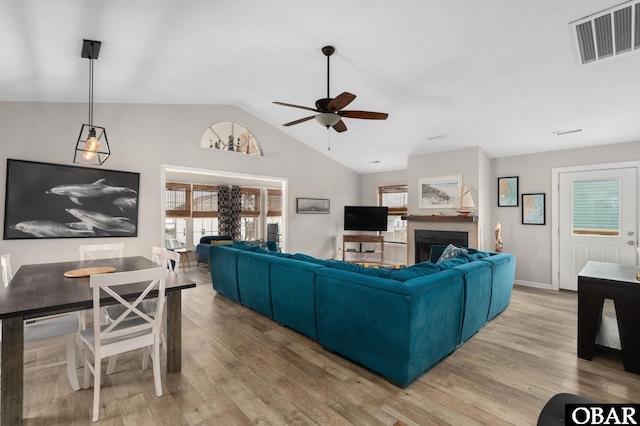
296 198 330 214
418 175 462 209
522 193 545 225
3 159 140 239
498 176 519 207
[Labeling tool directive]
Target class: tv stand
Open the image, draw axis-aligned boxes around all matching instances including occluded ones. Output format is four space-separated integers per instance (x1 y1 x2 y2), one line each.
342 234 384 264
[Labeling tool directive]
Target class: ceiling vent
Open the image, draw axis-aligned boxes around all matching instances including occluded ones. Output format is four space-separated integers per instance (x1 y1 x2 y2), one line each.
572 1 640 65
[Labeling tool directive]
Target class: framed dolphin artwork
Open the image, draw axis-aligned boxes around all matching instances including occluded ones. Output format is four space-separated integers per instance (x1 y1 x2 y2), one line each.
3 159 140 239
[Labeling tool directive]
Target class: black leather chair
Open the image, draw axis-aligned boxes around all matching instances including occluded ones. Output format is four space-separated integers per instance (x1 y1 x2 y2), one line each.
537 393 598 426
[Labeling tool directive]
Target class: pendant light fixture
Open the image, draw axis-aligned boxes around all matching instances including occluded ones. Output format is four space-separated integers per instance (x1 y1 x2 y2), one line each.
74 39 110 165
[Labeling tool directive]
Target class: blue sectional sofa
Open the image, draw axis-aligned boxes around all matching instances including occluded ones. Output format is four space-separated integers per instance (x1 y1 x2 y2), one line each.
209 243 516 387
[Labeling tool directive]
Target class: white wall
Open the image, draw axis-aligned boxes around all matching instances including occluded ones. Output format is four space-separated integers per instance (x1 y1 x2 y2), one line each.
0 102 360 269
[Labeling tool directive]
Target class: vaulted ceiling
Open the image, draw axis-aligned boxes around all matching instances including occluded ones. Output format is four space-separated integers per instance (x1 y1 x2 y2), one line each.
2 1 640 173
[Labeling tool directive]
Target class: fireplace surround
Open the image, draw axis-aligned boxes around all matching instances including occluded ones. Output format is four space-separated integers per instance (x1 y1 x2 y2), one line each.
415 230 468 263
404 215 478 266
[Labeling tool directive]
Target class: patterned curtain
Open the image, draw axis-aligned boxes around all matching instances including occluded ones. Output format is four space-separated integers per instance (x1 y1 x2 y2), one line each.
218 185 242 240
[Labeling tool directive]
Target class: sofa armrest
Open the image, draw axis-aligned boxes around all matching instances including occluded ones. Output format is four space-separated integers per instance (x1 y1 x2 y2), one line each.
209 245 242 303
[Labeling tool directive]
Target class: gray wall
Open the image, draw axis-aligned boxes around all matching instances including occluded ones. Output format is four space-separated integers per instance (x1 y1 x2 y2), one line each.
492 139 640 287
363 139 640 287
0 102 359 268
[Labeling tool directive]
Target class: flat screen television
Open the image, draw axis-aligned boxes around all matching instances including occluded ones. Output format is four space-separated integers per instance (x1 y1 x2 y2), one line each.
344 206 388 231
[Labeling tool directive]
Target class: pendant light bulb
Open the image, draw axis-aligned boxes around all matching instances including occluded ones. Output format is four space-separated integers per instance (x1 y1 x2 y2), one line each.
82 128 100 160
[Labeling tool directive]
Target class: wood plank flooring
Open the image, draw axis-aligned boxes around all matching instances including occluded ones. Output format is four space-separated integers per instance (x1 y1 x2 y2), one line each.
20 267 640 425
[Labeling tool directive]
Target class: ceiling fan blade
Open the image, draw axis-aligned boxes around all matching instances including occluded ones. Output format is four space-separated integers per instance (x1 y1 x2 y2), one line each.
327 92 356 112
339 110 389 120
282 115 316 126
273 101 319 113
332 119 348 133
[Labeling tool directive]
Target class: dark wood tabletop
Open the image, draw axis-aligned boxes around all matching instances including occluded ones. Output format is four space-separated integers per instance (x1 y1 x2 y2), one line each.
0 256 196 319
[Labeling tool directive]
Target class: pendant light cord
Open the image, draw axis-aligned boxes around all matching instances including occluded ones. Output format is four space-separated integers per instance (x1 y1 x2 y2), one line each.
88 58 93 126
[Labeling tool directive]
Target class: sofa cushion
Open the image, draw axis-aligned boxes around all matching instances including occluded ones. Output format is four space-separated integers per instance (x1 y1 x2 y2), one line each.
435 257 469 270
389 261 440 282
292 253 328 265
437 244 468 263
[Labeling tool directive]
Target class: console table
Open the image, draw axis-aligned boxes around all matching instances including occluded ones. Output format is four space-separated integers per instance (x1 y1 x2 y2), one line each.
577 261 640 374
343 235 384 264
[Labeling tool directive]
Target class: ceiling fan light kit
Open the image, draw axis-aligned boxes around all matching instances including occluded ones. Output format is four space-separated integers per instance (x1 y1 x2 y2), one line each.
273 45 388 141
315 113 341 127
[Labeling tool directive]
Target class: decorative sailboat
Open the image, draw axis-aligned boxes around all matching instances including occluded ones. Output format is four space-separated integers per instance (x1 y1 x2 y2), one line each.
456 185 476 216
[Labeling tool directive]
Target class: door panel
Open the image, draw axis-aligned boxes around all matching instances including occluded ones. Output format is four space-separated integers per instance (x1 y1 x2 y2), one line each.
559 167 637 291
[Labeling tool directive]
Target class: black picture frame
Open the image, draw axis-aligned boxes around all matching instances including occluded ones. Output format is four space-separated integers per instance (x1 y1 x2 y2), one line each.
3 159 140 239
521 193 545 225
498 176 519 207
296 198 330 214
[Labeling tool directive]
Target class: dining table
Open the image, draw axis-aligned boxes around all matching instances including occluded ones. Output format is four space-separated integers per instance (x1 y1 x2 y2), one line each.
0 256 196 425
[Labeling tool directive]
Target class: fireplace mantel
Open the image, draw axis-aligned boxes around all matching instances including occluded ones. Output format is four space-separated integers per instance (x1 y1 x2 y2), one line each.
402 215 476 223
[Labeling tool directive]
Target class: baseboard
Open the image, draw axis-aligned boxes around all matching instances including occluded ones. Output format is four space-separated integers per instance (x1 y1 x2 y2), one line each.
514 279 553 290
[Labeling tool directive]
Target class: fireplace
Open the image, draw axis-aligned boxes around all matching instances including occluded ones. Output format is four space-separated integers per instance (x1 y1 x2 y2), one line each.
415 230 468 263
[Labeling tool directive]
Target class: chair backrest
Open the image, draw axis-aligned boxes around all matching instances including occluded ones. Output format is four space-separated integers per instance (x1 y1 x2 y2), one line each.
151 247 180 273
89 267 168 347
1 253 12 287
79 243 124 260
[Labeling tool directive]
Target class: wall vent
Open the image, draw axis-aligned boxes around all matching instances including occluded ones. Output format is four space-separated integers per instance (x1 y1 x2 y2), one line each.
572 1 640 65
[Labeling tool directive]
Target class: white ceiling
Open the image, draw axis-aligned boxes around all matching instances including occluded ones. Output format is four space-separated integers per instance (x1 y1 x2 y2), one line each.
2 1 640 174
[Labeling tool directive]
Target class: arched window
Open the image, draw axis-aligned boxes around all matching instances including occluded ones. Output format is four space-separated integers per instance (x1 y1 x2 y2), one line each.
200 121 262 156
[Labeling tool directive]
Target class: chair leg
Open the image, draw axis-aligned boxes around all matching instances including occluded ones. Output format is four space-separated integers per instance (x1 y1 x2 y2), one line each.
83 344 91 390
92 357 101 422
66 335 80 391
142 348 150 371
106 355 118 375
152 342 162 397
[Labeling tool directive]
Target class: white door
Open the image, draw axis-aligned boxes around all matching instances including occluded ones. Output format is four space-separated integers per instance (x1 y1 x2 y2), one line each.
559 167 638 291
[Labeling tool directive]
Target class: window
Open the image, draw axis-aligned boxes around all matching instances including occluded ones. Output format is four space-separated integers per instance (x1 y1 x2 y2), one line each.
241 188 261 217
378 185 408 243
165 182 282 247
572 179 620 236
165 217 187 248
266 189 282 217
165 183 191 218
193 217 219 245
192 185 218 218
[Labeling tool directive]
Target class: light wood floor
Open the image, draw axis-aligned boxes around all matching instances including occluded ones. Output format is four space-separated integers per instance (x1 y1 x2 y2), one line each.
21 267 640 425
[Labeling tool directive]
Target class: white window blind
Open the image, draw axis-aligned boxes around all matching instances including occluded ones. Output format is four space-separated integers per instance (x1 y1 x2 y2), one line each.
572 178 620 236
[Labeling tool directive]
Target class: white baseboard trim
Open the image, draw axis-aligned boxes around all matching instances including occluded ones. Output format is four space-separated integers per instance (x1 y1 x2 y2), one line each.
514 279 554 290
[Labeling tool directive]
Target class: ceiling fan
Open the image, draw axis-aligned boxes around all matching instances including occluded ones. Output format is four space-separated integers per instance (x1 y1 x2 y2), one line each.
273 45 388 133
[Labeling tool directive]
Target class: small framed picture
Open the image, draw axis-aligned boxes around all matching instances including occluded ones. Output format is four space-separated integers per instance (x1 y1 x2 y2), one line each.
498 176 519 207
522 193 545 225
296 198 330 214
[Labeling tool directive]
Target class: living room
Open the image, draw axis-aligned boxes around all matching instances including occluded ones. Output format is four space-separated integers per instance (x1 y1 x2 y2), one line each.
2 1 640 424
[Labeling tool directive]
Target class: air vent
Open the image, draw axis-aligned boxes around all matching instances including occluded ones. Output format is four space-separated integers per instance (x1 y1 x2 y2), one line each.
572 1 640 65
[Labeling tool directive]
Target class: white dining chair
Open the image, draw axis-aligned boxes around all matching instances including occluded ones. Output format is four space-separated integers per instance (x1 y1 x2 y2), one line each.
78 243 124 329
79 243 124 260
0 253 80 391
104 247 178 373
80 266 168 422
